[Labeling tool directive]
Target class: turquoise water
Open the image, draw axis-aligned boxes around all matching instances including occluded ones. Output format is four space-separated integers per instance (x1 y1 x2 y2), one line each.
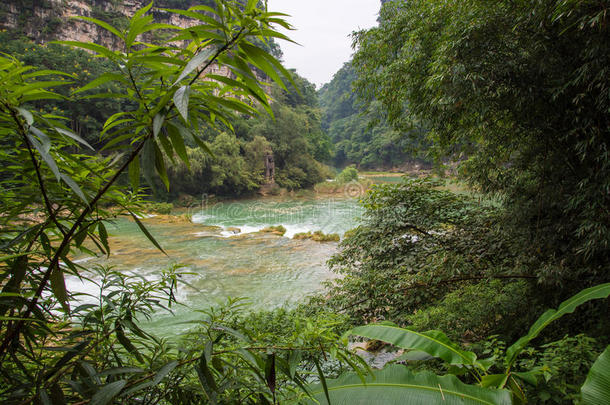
67 197 363 334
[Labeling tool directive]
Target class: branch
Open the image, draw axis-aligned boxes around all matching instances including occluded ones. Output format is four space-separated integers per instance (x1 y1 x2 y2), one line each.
0 23 259 360
3 103 65 235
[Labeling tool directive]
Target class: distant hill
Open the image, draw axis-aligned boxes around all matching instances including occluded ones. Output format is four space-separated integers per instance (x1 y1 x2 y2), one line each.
318 61 429 170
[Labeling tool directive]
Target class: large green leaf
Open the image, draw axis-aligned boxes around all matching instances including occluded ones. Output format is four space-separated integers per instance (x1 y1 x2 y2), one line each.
505 283 610 367
308 365 511 405
581 346 610 405
350 324 477 365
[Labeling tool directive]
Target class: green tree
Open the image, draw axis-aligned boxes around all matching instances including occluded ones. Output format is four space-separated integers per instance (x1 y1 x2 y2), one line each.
319 61 428 168
352 0 610 288
0 2 344 403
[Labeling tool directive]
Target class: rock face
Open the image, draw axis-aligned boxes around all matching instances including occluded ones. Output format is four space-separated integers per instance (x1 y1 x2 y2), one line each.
0 0 267 89
0 0 200 50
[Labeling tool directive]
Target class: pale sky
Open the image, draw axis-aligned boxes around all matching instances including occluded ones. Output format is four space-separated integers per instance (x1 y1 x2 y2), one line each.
266 1 380 88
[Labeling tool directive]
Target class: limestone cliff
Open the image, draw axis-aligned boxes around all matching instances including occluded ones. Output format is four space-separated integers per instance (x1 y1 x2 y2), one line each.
0 1 261 85
0 0 203 50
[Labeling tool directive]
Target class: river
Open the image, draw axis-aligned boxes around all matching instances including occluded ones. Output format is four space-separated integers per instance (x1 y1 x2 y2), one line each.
67 196 363 335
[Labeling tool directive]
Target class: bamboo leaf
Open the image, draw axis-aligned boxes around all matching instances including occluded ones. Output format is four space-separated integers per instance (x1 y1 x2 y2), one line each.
153 114 164 137
129 155 140 191
16 107 33 125
54 41 118 60
115 322 143 363
152 361 179 385
90 380 127 405
196 354 218 404
60 172 89 205
174 48 216 85
54 127 94 150
127 210 167 255
154 141 169 191
313 358 331 405
98 222 110 256
173 85 191 122
27 133 60 181
73 73 128 95
167 123 189 167
74 16 124 39
50 265 70 313
141 139 156 188
265 353 276 397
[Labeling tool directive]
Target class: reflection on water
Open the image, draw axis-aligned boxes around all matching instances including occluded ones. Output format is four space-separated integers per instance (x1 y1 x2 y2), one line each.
67 197 363 335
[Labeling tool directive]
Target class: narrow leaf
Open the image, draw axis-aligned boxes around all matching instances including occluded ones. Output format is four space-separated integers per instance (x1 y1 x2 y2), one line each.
152 361 179 385
27 133 60 181
313 358 331 405
173 85 191 122
127 210 167 255
60 173 88 205
167 123 189 167
128 155 140 191
90 380 127 405
74 16 124 39
50 265 70 313
174 48 215 84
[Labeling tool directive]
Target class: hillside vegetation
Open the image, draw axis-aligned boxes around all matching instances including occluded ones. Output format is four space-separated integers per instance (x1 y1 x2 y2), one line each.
0 0 608 404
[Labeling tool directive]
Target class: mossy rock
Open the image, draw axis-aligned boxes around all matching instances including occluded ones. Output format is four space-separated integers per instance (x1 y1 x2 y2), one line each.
260 225 286 236
293 230 340 242
311 230 340 242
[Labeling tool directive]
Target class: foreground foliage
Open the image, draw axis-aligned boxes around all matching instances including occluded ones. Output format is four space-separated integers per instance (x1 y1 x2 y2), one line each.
353 0 610 288
0 1 352 403
320 283 610 404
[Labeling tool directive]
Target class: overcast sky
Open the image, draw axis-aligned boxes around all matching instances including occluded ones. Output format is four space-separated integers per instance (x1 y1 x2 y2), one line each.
266 1 380 88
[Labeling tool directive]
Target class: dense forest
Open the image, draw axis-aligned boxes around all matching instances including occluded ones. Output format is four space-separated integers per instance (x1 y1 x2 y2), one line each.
0 0 331 198
318 61 427 169
0 0 609 404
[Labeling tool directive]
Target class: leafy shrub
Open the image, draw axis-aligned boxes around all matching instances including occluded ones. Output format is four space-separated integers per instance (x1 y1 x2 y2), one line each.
336 165 359 183
145 202 174 214
407 280 535 343
517 334 603 403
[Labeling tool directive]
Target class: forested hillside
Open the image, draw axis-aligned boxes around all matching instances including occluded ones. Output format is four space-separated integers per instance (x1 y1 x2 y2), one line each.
318 62 428 169
0 0 330 198
1 0 609 404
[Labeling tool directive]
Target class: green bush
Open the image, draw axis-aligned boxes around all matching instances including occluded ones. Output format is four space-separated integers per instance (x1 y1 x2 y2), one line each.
336 165 359 183
407 280 535 343
145 202 173 214
517 334 603 403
